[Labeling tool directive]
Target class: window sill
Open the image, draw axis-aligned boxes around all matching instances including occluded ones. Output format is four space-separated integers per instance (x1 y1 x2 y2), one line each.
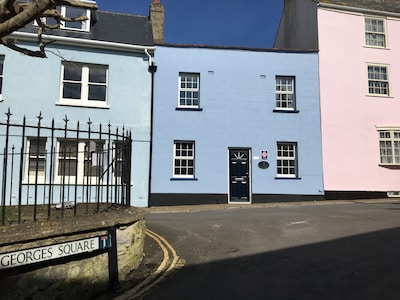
378 164 400 169
366 94 393 99
170 178 198 181
56 101 110 109
363 45 390 50
273 109 299 113
175 107 203 111
275 177 301 180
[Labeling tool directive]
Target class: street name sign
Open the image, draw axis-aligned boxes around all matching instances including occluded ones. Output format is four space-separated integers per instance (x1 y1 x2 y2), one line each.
0 235 111 270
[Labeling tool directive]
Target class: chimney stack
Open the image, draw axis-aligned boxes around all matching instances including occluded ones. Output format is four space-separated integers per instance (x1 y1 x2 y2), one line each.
150 0 164 44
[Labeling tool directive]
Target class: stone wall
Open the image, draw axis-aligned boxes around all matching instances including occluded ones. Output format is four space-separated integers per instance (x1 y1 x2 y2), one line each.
0 206 146 300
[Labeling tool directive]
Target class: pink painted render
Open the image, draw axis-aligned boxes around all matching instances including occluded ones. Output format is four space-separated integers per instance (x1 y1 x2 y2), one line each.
318 8 400 192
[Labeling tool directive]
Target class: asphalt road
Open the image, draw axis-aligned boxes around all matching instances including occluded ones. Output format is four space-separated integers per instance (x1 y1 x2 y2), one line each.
143 201 400 300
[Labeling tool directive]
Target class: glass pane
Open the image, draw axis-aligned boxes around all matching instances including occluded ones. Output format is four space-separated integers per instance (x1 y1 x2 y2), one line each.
63 83 81 99
29 158 46 176
30 139 46 155
89 66 107 83
60 141 78 157
63 63 81 81
58 159 77 176
88 85 106 101
64 7 86 29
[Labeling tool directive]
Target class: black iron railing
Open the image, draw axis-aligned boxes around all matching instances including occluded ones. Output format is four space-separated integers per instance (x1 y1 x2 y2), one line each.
0 109 132 225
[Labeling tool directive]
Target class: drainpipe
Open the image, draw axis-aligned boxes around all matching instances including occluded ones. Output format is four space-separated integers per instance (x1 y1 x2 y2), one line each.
146 49 157 207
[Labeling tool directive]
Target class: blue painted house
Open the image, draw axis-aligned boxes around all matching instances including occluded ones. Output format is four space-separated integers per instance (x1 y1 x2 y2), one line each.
151 45 324 205
0 2 159 207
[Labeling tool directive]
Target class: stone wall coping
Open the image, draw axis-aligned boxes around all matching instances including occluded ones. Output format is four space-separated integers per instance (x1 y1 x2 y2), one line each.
0 207 146 247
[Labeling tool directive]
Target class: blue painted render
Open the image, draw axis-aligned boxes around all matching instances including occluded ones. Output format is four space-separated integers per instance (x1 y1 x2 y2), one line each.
0 41 152 207
151 46 324 203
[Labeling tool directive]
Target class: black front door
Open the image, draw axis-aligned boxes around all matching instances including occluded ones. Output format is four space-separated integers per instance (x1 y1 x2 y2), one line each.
229 149 251 203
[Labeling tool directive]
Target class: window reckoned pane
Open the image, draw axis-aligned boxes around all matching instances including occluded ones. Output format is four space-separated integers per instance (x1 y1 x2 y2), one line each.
61 62 108 104
58 140 78 176
173 141 195 178
276 76 295 110
365 18 386 47
276 142 297 177
178 73 200 108
28 138 47 177
378 130 400 165
84 141 105 177
368 65 389 96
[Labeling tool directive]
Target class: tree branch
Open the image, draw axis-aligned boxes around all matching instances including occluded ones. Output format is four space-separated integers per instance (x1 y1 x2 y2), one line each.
0 0 98 57
0 0 54 38
1 35 46 57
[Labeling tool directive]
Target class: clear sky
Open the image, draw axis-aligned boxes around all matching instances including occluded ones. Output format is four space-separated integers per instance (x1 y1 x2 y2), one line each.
95 0 284 48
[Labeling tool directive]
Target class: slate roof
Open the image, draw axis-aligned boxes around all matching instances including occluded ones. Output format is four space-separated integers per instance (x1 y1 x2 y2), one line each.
318 0 400 13
19 10 154 46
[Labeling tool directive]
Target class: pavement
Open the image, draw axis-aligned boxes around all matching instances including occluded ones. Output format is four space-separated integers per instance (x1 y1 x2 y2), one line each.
109 198 400 299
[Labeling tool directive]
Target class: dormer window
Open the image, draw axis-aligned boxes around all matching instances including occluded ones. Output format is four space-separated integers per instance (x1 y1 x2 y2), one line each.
60 5 91 31
38 3 94 32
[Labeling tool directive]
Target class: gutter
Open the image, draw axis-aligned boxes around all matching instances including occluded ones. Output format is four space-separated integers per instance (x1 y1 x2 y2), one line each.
318 3 400 18
10 31 156 53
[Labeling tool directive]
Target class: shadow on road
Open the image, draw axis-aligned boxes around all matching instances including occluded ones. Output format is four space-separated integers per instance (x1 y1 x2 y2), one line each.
144 226 400 300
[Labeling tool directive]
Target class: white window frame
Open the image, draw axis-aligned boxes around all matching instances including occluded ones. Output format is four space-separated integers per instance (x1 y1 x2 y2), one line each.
173 141 195 178
377 127 400 166
59 62 109 108
25 137 47 183
178 73 200 108
37 3 93 32
365 17 386 48
276 142 298 178
275 76 296 110
0 55 4 100
54 139 106 184
367 64 389 96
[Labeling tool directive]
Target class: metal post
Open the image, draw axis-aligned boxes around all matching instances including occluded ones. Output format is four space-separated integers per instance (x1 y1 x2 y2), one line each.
17 116 26 224
33 112 43 222
108 227 119 291
47 119 55 219
1 109 11 225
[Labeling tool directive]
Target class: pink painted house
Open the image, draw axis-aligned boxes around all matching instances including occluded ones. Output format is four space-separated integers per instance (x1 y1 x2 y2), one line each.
275 0 400 198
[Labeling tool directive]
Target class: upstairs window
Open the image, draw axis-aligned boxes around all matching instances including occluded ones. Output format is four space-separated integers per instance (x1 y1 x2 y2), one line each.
178 73 200 109
275 76 295 110
365 17 386 48
40 4 92 32
378 129 400 166
59 62 108 108
367 65 389 96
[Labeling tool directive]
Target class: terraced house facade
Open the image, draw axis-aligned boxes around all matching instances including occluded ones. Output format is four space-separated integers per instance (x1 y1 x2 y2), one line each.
150 45 324 205
0 1 159 208
275 0 400 198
